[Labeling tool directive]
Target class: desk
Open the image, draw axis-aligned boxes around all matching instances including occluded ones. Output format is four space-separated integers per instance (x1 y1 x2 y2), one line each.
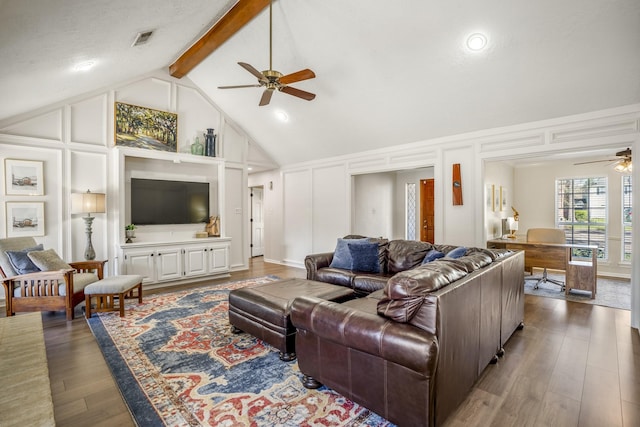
487 237 597 298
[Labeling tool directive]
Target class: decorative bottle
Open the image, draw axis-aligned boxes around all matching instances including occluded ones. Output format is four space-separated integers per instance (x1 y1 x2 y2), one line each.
191 136 204 155
205 128 216 157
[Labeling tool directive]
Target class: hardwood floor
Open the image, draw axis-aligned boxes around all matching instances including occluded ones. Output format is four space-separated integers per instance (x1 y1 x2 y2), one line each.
4 258 640 426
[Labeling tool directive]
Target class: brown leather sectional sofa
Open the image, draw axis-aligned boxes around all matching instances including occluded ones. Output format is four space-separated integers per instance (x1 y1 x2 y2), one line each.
292 237 525 427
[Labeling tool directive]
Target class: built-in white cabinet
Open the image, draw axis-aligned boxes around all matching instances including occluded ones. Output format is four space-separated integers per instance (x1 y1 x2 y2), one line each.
121 238 231 286
183 243 230 278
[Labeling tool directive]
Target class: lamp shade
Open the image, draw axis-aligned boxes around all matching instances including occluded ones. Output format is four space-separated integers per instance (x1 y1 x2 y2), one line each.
71 190 106 214
507 216 519 231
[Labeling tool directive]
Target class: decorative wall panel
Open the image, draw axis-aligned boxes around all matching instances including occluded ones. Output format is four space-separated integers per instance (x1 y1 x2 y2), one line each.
0 110 63 142
70 95 108 146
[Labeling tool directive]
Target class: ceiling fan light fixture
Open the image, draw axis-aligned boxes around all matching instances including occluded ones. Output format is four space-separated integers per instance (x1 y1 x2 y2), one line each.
466 33 487 51
614 159 632 173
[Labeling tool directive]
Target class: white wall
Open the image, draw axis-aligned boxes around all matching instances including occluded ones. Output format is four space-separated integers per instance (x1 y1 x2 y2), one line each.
353 172 394 238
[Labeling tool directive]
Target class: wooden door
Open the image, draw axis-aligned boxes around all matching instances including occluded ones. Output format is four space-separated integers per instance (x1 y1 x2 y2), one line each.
420 179 435 243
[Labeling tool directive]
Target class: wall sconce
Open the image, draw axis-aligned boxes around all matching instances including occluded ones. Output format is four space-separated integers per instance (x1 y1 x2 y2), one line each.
71 190 106 260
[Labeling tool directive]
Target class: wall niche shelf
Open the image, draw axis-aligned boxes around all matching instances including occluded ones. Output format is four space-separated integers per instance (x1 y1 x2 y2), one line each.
115 147 227 283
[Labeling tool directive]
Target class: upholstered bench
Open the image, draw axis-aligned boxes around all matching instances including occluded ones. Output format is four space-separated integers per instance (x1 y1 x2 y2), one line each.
228 278 355 361
84 275 143 318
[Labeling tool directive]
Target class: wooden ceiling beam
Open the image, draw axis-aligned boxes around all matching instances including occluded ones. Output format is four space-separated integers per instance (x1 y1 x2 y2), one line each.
169 0 270 78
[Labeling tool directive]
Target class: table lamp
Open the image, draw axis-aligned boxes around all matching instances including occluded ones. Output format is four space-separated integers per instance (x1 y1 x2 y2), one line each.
71 190 106 260
507 216 519 239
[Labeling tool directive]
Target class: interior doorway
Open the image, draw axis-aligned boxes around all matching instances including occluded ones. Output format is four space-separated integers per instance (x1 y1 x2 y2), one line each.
250 186 264 257
420 179 435 243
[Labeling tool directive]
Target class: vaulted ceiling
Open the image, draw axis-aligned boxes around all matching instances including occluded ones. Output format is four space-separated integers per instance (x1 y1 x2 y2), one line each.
1 0 639 166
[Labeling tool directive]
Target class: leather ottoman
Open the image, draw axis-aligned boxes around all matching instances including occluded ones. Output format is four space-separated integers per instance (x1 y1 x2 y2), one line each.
228 278 355 361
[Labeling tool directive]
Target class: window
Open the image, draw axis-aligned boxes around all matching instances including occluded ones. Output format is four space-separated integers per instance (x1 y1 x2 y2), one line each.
622 175 632 261
556 177 607 259
406 183 416 240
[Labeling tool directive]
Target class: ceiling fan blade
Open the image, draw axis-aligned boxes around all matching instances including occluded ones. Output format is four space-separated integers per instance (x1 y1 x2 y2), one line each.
238 62 267 82
280 85 316 101
573 159 618 165
279 69 316 85
218 84 262 89
259 89 274 106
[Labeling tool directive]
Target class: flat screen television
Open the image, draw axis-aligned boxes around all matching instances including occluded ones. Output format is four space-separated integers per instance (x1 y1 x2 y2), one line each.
131 178 210 225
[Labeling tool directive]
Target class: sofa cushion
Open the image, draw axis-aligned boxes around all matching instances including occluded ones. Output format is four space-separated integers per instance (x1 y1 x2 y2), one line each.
445 246 467 259
27 249 72 271
387 240 434 273
422 249 444 264
352 273 391 294
315 267 356 288
349 242 380 273
12 271 98 297
329 238 369 269
5 244 44 275
0 237 39 277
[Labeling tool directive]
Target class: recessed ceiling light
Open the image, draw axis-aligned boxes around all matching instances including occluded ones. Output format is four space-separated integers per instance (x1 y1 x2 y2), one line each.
466 33 487 51
73 60 96 72
275 110 289 122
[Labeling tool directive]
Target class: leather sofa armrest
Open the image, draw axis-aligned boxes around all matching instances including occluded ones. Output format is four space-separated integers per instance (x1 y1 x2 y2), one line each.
291 296 438 375
304 252 334 280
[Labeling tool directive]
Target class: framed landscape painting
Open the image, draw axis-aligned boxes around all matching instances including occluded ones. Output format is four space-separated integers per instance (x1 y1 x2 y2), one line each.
6 202 45 237
4 159 44 195
114 102 178 152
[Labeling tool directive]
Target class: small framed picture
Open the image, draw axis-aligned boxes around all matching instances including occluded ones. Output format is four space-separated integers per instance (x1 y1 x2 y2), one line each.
6 202 45 237
486 184 495 212
4 159 44 195
500 186 507 211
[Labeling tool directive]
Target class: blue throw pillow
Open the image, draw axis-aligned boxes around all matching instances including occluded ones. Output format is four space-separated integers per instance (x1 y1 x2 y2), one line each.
329 238 369 269
348 242 380 273
446 246 467 259
422 249 445 264
5 244 44 275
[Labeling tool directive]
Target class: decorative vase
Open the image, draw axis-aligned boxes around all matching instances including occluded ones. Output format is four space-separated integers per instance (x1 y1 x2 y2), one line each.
125 229 135 243
204 128 216 157
191 136 204 156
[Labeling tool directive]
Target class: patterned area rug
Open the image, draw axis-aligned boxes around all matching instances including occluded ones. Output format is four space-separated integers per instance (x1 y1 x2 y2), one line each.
87 276 394 426
524 272 631 310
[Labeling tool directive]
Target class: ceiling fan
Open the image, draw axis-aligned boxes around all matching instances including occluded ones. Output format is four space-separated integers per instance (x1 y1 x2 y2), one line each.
574 148 633 172
217 0 316 106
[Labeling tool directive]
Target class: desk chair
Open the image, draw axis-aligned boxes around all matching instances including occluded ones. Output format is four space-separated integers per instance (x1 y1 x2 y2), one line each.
525 228 566 290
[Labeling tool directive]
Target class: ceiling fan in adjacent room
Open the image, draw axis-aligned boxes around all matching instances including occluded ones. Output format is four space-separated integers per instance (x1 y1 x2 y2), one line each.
217 0 316 106
574 148 632 172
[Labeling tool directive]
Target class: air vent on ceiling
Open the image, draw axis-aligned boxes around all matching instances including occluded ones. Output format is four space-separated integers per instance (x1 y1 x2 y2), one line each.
132 30 154 47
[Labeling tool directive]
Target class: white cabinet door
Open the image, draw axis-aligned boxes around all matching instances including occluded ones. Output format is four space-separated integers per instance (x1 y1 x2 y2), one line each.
208 244 229 274
156 247 183 282
184 245 208 277
123 249 156 283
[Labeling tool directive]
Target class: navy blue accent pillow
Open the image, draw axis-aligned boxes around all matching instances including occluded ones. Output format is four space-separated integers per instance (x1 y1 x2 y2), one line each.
422 249 445 264
446 246 467 259
348 242 380 273
329 238 369 269
5 244 44 275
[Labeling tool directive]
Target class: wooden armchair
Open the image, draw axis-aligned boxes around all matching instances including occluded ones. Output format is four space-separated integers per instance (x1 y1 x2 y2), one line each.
0 237 106 321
